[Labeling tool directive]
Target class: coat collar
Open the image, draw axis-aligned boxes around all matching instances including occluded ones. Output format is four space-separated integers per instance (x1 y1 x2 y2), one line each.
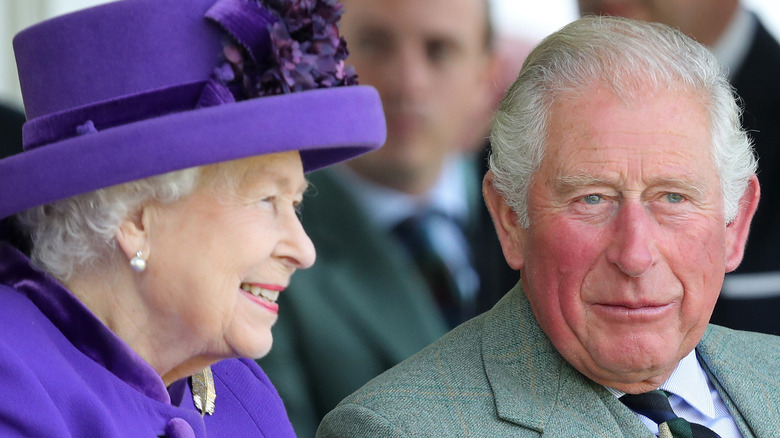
481 282 780 436
0 243 173 404
480 284 654 436
698 325 780 437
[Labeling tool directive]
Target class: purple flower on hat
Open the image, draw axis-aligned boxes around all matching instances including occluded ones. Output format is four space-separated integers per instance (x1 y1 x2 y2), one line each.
201 0 358 106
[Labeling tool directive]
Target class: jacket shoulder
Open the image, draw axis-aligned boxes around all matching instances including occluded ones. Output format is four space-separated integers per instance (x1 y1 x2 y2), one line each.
700 324 780 366
319 315 510 436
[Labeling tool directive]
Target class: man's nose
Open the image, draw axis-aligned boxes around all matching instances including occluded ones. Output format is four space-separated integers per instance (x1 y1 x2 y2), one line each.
606 201 658 277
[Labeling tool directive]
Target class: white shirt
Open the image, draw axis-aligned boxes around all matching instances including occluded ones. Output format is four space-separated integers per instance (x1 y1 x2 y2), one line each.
606 350 742 437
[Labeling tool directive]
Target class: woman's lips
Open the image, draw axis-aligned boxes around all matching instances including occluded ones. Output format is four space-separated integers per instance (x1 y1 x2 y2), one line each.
240 283 283 314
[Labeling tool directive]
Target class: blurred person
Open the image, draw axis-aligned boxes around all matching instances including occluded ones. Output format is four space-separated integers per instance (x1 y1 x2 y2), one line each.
0 102 24 159
258 0 523 434
319 16 780 437
578 0 780 335
0 102 27 252
0 0 385 436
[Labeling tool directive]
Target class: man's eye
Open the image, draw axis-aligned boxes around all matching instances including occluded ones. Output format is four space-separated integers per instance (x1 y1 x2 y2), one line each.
583 194 602 205
666 193 685 203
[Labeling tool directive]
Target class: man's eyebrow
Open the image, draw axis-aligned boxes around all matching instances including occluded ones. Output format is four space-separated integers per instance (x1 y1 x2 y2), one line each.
647 177 706 198
552 173 707 197
552 173 613 194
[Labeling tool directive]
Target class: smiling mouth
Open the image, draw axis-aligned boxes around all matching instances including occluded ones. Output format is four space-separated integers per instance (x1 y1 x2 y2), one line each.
240 283 280 304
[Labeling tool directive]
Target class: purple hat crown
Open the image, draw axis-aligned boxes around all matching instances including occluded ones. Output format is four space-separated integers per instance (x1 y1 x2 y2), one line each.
199 0 358 107
0 0 386 219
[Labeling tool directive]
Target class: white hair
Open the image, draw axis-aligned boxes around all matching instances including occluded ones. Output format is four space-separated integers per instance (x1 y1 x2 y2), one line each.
16 167 200 281
489 15 757 227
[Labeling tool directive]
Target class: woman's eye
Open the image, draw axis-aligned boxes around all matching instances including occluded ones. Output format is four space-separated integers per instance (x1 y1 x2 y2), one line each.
257 196 275 208
665 193 685 203
582 194 602 205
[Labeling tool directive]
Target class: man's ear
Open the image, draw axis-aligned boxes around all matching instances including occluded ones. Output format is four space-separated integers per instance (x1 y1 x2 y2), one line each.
115 204 152 263
725 175 760 272
483 170 526 270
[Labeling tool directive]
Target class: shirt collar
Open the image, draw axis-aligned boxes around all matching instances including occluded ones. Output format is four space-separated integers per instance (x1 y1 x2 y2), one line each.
660 350 716 418
606 349 716 419
331 157 473 230
711 5 756 79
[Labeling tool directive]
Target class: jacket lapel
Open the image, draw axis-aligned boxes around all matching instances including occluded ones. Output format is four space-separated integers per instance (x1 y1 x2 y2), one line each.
697 326 780 438
481 284 653 436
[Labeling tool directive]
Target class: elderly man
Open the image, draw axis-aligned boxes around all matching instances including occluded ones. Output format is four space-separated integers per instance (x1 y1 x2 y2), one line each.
577 0 780 337
317 16 780 437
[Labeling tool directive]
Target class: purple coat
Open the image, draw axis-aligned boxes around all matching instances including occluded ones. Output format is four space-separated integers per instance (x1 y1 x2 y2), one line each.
0 244 296 437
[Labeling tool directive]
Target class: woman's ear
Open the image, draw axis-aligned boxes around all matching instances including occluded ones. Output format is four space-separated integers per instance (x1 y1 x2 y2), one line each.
115 204 152 262
483 171 526 270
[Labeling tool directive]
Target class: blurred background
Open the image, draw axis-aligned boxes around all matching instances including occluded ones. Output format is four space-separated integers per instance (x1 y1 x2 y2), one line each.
1 0 779 112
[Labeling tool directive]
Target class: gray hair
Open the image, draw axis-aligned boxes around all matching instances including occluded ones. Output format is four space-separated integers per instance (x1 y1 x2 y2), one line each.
489 15 757 227
16 167 200 281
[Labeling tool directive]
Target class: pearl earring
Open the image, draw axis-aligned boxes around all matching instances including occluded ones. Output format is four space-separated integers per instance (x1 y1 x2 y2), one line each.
129 251 147 272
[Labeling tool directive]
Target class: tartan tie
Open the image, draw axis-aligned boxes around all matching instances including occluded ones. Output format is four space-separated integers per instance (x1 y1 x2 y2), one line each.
620 390 721 438
392 211 478 327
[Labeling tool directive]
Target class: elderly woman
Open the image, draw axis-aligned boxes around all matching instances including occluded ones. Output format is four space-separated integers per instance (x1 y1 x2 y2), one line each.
0 0 384 436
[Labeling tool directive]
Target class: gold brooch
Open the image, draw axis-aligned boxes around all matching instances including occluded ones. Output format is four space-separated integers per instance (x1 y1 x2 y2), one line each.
192 366 216 416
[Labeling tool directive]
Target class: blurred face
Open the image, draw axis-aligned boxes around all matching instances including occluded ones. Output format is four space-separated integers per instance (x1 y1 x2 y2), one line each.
498 87 754 392
340 0 493 193
144 151 315 364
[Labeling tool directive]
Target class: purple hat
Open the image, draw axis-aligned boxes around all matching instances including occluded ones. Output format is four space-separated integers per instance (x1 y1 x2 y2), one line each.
0 0 386 219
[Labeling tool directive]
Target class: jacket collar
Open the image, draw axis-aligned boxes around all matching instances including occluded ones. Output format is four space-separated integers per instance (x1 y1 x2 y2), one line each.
698 325 780 437
0 243 173 404
480 283 651 435
481 282 780 436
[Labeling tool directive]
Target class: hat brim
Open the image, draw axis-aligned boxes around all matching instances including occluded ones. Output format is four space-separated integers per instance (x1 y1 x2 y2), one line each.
0 86 386 218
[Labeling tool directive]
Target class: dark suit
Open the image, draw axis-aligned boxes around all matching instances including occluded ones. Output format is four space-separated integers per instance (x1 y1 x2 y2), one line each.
259 156 519 437
319 283 780 437
711 17 780 335
0 102 24 159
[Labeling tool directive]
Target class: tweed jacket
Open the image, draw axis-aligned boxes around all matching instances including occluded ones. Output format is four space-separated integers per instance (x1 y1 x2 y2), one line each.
260 161 519 436
0 244 295 437
318 283 780 437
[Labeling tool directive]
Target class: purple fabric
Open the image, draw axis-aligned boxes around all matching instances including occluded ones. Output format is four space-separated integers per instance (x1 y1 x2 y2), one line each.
205 0 279 63
166 418 196 438
0 85 385 218
0 0 386 219
23 82 205 150
0 243 296 437
13 0 222 120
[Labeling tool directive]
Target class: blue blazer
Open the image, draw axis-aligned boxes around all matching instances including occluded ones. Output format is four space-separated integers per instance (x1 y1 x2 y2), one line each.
319 283 780 437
